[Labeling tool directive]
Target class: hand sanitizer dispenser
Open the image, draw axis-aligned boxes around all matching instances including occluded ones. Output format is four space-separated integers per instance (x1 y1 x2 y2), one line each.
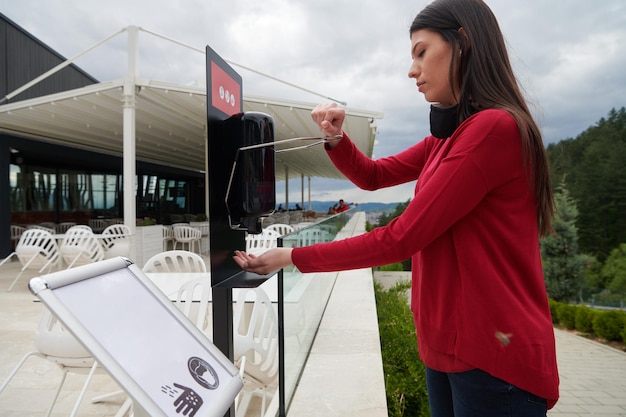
222 111 275 234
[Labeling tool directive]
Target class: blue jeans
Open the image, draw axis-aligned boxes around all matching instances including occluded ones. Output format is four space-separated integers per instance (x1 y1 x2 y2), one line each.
426 367 547 417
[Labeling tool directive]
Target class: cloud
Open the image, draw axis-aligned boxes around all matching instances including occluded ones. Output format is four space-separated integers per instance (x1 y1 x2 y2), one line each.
3 0 625 203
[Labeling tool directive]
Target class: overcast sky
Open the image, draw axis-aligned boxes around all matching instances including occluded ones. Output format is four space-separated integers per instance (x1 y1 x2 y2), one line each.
3 0 625 205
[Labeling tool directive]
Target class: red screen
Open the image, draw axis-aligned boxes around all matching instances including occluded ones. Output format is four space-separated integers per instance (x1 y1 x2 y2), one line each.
210 61 242 116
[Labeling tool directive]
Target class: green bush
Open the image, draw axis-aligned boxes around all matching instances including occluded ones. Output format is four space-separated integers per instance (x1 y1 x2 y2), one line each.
379 263 405 272
375 281 430 417
549 299 626 348
548 299 560 324
592 310 626 342
574 306 596 334
557 303 577 329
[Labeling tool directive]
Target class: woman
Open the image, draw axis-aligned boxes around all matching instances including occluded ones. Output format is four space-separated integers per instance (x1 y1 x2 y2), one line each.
234 0 559 415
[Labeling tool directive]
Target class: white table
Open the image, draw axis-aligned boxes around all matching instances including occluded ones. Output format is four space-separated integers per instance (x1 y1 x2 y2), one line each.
144 272 278 301
145 272 211 300
51 233 130 241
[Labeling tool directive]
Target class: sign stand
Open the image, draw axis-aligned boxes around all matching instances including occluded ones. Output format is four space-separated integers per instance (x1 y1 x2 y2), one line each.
28 257 243 417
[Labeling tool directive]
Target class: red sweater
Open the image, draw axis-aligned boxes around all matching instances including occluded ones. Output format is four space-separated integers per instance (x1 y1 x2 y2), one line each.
292 109 559 407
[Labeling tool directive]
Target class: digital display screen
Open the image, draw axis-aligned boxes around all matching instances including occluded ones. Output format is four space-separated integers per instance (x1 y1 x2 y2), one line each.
206 46 242 120
210 62 241 117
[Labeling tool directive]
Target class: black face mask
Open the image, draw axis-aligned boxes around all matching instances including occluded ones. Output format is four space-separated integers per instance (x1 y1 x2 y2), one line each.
429 104 459 139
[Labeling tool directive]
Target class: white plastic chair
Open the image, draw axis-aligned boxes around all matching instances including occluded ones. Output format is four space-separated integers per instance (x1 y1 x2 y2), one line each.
245 229 279 256
261 229 280 238
172 224 202 254
264 223 294 236
261 216 276 227
55 222 77 234
101 224 132 259
174 278 213 340
0 306 130 417
297 227 325 246
26 224 56 234
162 226 174 251
3 229 61 292
233 287 279 416
10 224 25 250
59 227 104 269
189 222 209 254
88 219 108 233
142 250 207 273
70 224 94 232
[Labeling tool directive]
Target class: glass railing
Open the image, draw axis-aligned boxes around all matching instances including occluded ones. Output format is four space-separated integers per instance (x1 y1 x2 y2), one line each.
276 210 356 416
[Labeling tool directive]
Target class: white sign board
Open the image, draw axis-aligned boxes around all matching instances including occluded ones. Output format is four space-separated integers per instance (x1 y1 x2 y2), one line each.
29 257 242 417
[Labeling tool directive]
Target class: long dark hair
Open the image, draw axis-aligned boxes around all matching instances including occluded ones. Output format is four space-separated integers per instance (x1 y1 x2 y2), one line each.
411 0 554 236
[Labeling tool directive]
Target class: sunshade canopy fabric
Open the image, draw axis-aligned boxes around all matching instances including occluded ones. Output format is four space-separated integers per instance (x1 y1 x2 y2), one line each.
0 78 382 181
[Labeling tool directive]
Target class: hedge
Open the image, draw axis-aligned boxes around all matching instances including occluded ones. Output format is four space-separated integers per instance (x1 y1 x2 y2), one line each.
375 295 625 417
550 299 626 346
574 306 595 334
593 310 625 342
556 303 577 330
375 280 430 417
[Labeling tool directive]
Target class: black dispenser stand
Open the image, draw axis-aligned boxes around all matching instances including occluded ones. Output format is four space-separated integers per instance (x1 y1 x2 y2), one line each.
205 46 276 417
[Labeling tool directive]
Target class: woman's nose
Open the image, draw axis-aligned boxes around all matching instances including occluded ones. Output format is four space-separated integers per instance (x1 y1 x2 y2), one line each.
408 60 419 79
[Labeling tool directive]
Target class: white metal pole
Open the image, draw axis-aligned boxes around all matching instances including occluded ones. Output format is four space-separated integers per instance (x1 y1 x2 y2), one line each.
123 26 139 259
308 176 311 211
300 174 304 210
284 165 289 211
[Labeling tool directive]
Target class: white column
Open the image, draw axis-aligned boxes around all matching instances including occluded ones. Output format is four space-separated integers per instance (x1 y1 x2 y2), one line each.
300 174 304 210
308 176 312 210
123 26 139 259
284 165 289 210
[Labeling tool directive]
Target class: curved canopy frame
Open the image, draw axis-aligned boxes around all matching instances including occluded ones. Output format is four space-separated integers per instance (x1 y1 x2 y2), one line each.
0 26 383 235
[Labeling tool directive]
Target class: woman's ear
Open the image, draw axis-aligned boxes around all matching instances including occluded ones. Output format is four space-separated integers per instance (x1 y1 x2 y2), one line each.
458 27 470 54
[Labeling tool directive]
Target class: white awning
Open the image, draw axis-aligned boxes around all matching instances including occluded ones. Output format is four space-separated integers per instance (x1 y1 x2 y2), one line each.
1 24 384 233
0 79 382 181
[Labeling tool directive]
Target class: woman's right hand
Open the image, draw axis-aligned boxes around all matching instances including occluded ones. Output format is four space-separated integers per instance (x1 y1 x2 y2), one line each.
311 103 345 149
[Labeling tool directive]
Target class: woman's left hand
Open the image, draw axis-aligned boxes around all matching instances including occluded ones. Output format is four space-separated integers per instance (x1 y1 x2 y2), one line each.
233 248 294 275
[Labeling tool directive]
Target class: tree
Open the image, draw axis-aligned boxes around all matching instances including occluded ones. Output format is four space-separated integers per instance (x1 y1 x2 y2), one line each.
374 199 412 271
546 107 626 261
541 182 586 301
603 243 626 296
580 253 603 298
377 199 410 228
